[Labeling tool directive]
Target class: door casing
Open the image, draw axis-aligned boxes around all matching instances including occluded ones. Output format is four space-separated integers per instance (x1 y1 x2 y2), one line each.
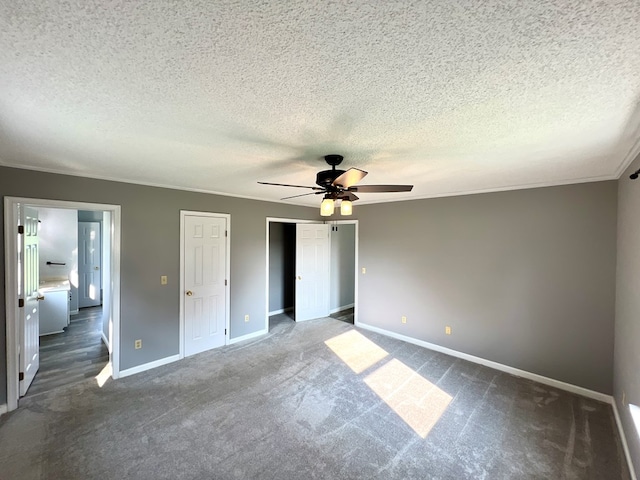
330 220 359 326
265 218 359 330
179 210 230 358
4 197 121 412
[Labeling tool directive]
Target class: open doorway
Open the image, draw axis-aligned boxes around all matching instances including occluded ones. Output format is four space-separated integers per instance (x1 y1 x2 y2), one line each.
25 208 108 397
329 221 356 325
265 218 358 332
4 197 121 412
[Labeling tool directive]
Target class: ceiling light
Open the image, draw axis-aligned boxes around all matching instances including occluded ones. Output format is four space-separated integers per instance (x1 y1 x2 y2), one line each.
340 199 353 216
320 197 335 216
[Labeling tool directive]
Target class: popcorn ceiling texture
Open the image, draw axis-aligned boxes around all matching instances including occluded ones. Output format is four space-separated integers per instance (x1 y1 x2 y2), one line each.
1 1 639 204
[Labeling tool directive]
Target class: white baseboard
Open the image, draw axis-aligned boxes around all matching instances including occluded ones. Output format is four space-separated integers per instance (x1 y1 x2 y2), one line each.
229 328 268 345
268 307 293 316
101 331 110 350
612 399 638 480
330 303 354 314
0 403 7 417
356 322 613 404
118 354 180 378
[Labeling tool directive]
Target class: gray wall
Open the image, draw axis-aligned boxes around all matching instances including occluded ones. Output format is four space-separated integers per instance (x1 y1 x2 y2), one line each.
330 224 355 311
614 155 640 478
356 182 617 394
268 222 295 313
0 166 318 404
38 207 78 283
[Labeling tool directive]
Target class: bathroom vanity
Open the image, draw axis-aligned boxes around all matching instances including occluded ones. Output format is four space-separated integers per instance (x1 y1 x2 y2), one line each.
39 280 71 335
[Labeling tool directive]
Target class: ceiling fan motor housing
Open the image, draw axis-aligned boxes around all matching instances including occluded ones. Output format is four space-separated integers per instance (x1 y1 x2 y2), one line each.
316 169 345 188
316 154 346 188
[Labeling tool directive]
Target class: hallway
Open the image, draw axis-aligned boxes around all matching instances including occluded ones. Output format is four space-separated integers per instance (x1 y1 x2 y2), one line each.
27 307 108 397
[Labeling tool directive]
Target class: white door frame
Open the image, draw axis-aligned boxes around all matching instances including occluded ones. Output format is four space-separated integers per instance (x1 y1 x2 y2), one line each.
179 211 231 358
265 218 318 331
4 196 122 412
264 218 359 329
329 220 359 325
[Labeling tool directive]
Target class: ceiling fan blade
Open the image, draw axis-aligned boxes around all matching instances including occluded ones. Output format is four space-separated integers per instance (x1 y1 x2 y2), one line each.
281 191 324 200
258 181 323 190
332 168 368 188
349 184 413 193
339 191 359 202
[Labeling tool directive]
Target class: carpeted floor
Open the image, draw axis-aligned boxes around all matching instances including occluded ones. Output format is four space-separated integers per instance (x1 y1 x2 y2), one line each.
0 314 631 479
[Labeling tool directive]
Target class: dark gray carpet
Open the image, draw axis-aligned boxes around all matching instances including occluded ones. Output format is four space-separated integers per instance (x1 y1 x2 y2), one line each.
0 314 630 479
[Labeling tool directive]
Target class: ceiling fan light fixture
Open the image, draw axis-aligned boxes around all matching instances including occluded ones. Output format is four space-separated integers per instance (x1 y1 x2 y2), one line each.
320 197 335 216
340 199 353 216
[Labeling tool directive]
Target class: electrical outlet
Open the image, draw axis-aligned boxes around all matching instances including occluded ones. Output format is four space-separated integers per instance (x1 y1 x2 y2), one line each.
244 314 250 322
134 339 142 349
445 326 451 335
361 267 366 274
161 275 168 285
401 316 407 324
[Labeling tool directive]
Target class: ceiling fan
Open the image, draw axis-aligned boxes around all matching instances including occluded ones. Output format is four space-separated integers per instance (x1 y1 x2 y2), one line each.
258 154 413 216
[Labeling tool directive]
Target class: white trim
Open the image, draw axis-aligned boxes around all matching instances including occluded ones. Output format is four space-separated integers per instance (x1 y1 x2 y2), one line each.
0 161 623 208
356 322 613 404
118 354 181 378
349 174 620 206
265 217 320 333
268 307 293 316
330 303 354 314
4 200 19 412
101 331 110 350
0 403 7 417
229 328 268 345
331 220 359 325
179 211 231 359
4 197 121 411
612 399 639 480
0 162 323 208
615 134 640 178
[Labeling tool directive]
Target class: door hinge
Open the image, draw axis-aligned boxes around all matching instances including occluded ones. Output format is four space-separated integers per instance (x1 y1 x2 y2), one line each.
225 328 227 335
225 230 228 237
19 371 24 381
18 298 24 308
225 279 228 286
18 225 24 234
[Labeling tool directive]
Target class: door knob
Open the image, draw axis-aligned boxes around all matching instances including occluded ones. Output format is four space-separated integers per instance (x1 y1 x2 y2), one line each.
297 276 302 280
95 266 100 270
186 290 193 296
37 295 45 301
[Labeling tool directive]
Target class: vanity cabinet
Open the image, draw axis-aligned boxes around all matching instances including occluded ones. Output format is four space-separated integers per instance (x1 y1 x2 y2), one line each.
39 281 71 335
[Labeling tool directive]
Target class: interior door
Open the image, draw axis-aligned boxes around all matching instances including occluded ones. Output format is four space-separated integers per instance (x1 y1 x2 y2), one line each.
295 223 330 322
78 221 102 308
20 206 40 396
183 214 227 356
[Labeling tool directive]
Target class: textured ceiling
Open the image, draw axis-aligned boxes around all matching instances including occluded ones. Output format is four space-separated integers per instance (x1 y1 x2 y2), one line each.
1 1 640 207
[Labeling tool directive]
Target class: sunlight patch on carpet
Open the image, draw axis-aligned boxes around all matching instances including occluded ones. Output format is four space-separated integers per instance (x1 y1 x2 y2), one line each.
325 330 452 438
630 403 640 441
324 330 389 374
95 362 112 387
365 358 452 438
